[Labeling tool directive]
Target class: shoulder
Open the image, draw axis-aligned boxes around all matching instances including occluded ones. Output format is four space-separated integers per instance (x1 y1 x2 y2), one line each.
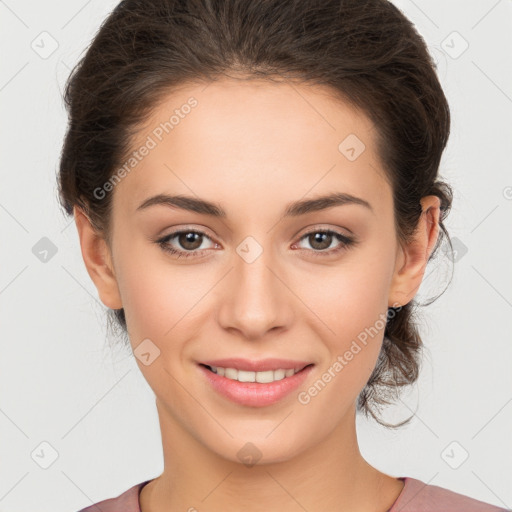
390 477 510 512
75 480 152 512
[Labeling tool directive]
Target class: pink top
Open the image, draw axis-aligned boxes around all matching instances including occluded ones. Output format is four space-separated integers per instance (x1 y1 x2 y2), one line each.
76 477 510 511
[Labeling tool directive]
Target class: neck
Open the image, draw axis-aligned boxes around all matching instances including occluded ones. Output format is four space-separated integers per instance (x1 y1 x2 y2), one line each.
140 399 404 512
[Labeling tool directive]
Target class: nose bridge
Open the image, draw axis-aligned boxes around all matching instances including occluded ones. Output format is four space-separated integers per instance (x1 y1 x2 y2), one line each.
217 234 291 338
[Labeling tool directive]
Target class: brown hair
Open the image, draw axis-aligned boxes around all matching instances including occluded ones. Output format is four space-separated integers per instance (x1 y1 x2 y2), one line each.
57 0 454 428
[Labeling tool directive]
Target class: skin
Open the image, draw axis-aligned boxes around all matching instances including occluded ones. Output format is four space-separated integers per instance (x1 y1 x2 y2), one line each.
74 77 440 512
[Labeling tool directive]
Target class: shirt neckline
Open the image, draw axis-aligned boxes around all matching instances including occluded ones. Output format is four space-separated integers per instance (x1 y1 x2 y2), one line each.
387 477 409 512
136 476 410 512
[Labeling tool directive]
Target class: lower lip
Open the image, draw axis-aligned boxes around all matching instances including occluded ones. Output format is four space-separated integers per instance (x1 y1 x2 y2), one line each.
198 364 314 407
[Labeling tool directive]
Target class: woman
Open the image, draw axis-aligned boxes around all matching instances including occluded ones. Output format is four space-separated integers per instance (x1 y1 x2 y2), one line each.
57 0 508 510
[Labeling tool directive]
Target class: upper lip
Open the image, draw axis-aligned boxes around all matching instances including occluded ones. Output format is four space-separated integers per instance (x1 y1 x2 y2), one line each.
199 358 313 372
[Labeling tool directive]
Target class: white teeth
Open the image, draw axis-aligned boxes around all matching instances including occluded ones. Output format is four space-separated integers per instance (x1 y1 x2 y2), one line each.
209 366 301 383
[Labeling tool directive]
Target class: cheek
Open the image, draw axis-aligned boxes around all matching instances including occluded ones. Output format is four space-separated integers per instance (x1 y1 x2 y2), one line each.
294 253 393 390
114 243 201 344
300 258 392 339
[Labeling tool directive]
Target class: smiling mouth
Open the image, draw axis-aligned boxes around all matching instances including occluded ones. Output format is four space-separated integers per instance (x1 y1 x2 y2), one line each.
199 363 313 383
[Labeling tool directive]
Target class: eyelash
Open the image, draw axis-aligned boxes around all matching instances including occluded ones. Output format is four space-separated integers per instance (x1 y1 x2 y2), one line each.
156 227 356 259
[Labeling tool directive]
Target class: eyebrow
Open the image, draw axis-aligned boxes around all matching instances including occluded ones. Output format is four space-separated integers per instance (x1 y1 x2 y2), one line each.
136 192 374 218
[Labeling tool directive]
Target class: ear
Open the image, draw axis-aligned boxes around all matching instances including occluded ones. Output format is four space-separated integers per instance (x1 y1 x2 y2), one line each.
388 195 441 308
73 205 123 310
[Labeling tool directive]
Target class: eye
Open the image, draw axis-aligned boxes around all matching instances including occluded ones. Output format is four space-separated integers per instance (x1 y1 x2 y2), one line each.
156 229 217 259
155 227 357 260
292 228 356 257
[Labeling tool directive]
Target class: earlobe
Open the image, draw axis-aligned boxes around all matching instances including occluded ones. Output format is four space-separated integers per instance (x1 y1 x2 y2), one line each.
387 196 441 308
73 206 123 310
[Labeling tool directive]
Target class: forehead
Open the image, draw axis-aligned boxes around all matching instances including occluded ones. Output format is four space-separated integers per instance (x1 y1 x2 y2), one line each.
113 78 390 217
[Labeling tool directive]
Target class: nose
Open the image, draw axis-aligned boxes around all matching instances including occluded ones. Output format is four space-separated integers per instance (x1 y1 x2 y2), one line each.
216 244 294 340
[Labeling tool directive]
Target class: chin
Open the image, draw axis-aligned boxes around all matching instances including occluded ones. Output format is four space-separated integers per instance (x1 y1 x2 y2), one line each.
205 430 305 467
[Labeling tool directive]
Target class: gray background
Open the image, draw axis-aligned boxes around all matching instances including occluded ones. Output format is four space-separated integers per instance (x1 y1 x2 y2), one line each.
1 0 511 510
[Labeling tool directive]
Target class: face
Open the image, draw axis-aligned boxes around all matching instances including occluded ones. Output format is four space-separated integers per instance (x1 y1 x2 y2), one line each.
76 77 439 465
